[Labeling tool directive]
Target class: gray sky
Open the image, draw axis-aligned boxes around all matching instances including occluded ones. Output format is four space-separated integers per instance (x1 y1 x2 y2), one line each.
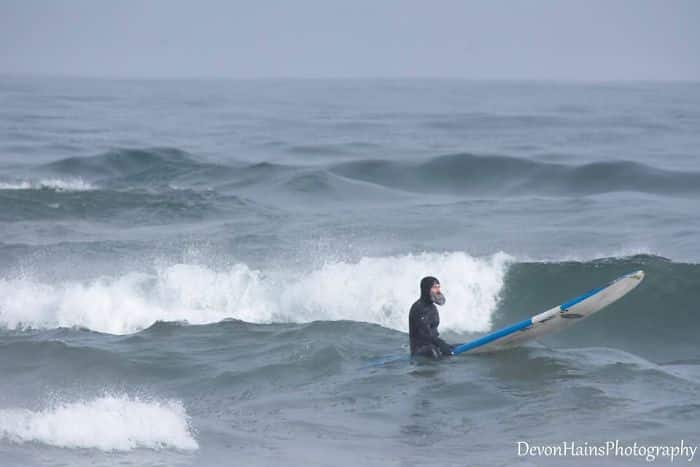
1 0 698 80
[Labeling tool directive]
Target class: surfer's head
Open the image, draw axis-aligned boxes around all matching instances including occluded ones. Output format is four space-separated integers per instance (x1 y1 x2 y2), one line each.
420 276 446 306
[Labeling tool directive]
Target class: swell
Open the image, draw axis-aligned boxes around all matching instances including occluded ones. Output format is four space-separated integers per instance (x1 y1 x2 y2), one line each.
36 147 238 190
198 151 700 199
0 320 401 406
330 153 700 197
41 147 209 179
14 148 700 200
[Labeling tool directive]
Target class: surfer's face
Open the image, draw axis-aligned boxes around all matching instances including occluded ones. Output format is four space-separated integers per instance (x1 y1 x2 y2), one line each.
430 283 446 306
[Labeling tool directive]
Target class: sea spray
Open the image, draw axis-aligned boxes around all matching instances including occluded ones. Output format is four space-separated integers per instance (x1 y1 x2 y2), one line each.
0 251 511 335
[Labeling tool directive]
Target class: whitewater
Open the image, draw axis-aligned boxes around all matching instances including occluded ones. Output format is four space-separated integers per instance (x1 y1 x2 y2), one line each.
0 252 510 334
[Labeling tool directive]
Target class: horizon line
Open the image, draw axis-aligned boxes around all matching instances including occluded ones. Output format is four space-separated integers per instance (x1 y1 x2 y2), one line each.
2 71 699 85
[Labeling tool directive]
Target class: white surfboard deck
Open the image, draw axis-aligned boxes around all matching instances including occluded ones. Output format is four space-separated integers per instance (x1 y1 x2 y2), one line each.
452 270 645 355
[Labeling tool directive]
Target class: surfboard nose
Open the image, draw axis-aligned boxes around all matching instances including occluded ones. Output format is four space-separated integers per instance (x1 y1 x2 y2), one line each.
628 270 645 281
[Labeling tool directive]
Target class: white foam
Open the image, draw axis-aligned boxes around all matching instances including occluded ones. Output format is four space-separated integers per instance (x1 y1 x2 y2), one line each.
278 251 511 333
0 251 512 335
0 178 94 191
0 181 32 190
0 394 198 451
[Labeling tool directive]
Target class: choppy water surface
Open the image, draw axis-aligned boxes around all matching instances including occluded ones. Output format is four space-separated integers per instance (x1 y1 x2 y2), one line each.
1 78 699 466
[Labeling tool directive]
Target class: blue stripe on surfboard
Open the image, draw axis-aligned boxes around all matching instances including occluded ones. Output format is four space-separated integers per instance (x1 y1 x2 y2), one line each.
451 317 533 355
557 269 638 311
451 273 624 355
557 270 639 312
559 284 606 311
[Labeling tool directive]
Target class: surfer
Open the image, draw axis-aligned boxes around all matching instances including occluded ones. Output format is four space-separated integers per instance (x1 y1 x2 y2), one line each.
409 276 454 359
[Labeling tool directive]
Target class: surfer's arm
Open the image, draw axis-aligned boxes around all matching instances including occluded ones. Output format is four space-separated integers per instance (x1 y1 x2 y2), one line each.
429 312 452 356
432 336 453 356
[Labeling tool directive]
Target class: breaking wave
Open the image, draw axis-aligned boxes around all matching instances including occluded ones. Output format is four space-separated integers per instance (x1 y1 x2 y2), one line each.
0 252 511 335
0 394 197 451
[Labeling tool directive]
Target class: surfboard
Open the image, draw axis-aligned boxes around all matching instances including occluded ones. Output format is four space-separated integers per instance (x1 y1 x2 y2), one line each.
451 270 645 355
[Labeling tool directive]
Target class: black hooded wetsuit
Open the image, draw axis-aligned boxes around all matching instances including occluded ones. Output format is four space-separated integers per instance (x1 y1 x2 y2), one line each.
409 277 453 358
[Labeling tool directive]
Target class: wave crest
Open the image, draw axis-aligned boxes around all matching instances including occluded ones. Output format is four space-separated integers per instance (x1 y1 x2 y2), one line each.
42 147 201 178
0 252 511 335
330 153 700 197
0 394 198 451
0 178 94 191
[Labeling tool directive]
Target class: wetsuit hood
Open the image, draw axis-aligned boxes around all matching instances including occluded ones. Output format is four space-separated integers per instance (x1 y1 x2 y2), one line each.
420 276 439 303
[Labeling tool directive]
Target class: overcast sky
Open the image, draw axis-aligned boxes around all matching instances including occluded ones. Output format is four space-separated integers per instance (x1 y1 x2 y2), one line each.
1 0 698 80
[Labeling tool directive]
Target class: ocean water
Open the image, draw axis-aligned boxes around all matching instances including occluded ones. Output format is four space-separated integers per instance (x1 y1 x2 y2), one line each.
0 77 698 466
